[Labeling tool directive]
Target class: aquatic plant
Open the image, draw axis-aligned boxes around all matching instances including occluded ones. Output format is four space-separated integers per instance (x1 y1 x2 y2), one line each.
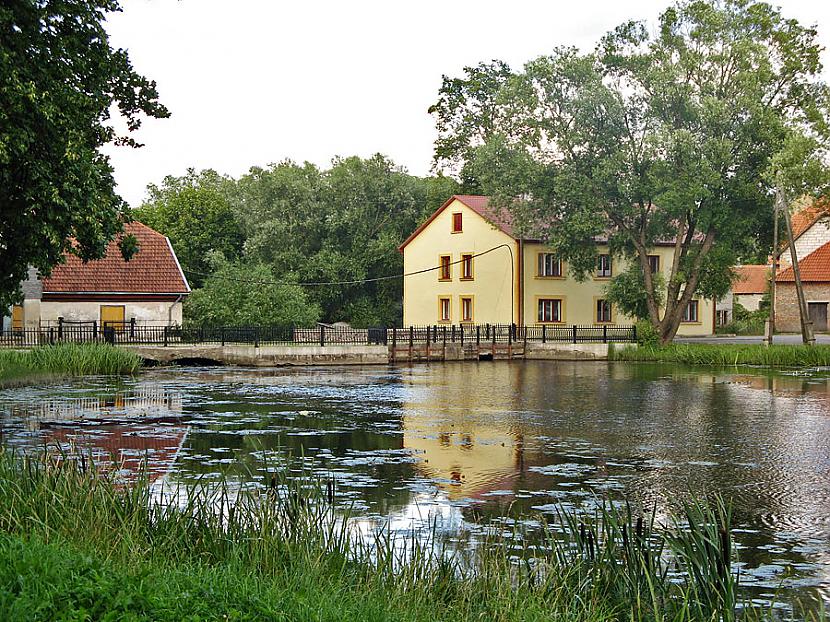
611 344 830 368
0 448 823 621
0 343 141 384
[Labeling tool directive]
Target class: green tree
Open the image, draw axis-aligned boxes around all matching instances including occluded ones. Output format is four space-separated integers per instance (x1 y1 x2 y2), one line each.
430 0 830 343
234 155 458 325
133 169 243 287
184 253 320 327
0 0 168 307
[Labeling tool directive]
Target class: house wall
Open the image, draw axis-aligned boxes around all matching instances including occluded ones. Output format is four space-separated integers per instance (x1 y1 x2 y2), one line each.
780 216 830 266
401 198 715 335
521 242 715 336
774 283 830 333
39 300 184 326
734 293 764 312
402 198 517 326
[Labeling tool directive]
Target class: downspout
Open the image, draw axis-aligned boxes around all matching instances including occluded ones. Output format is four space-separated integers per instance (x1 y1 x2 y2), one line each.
168 294 184 327
517 239 524 326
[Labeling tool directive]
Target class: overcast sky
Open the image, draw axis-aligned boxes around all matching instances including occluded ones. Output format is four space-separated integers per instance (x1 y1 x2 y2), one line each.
103 0 830 207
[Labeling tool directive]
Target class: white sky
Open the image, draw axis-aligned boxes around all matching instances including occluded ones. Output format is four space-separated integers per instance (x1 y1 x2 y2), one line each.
103 0 830 207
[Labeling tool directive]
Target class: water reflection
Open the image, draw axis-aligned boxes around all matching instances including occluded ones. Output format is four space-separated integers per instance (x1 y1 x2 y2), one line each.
1 362 829 608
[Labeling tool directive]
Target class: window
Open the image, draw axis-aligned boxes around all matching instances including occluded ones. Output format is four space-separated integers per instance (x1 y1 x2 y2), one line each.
439 255 451 281
716 309 730 326
461 297 473 322
682 300 699 323
596 299 612 323
538 253 562 277
461 254 474 280
647 255 660 275
452 212 463 233
537 298 563 323
439 297 451 322
596 254 612 278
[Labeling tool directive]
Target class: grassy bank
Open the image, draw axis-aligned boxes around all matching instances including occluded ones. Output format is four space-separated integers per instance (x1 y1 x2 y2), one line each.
0 450 821 621
0 343 141 385
611 343 830 368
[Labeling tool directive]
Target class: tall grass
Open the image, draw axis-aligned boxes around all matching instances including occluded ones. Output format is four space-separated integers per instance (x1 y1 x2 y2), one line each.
0 448 821 621
0 343 141 385
611 343 830 367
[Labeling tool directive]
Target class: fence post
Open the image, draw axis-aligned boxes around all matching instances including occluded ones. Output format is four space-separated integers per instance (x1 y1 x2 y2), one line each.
512 323 516 340
255 326 260 348
130 318 136 338
603 324 607 344
460 324 464 347
163 326 168 347
632 324 637 343
221 327 225 347
442 325 447 360
542 324 547 344
409 326 414 361
476 325 480 346
523 325 527 351
451 325 456 343
58 317 63 341
320 325 325 347
508 325 513 345
49 327 55 345
92 321 98 341
572 325 577 344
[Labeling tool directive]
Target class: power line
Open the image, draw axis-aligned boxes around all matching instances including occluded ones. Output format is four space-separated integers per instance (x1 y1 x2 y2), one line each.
181 244 515 288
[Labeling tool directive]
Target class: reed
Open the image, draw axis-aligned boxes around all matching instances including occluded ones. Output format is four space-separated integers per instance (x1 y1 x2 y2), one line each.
0 448 823 621
611 343 830 367
0 343 141 384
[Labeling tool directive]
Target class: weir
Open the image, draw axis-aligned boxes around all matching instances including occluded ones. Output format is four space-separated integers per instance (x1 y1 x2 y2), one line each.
125 341 619 366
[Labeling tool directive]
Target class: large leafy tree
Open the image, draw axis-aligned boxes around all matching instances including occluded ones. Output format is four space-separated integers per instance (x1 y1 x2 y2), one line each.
0 0 168 308
431 0 830 343
184 253 320 327
235 155 458 326
133 169 243 288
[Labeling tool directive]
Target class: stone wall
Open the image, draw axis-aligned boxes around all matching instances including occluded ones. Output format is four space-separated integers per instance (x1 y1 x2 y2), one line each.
774 283 830 332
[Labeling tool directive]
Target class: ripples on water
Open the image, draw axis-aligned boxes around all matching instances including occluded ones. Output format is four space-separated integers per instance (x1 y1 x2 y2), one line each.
1 361 829 609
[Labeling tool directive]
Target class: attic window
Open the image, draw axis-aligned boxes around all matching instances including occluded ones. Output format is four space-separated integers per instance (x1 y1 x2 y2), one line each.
452 212 463 233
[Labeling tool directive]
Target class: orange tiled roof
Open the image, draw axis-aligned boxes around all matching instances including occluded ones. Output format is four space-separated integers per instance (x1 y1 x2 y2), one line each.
42 222 190 294
777 240 830 282
791 198 830 241
732 265 770 294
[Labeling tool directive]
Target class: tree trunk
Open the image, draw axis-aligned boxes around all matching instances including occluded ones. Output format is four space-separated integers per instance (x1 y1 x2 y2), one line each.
779 187 815 345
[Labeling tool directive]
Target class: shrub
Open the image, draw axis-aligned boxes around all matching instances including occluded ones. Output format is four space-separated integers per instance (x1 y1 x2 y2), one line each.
635 319 660 347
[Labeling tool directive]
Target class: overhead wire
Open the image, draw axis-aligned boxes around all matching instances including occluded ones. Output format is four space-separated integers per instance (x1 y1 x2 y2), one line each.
180 244 515 288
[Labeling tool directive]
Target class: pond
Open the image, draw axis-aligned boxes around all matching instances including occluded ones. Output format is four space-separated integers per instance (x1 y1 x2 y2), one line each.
1 360 829 610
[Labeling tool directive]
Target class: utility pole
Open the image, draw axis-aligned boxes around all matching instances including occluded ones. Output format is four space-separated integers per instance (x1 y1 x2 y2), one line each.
765 198 778 345
778 186 815 345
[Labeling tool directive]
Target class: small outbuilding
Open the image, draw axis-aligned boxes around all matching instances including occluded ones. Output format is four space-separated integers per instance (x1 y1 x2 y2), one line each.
5 222 190 331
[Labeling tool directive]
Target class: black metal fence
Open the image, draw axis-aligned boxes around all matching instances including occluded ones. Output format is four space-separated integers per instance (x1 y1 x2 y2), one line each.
0 323 636 348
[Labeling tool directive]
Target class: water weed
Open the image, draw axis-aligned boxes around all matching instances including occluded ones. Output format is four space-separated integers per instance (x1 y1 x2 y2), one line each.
0 449 824 621
611 344 830 368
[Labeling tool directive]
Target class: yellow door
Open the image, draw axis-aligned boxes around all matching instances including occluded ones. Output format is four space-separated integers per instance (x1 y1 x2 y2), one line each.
100 305 125 331
11 306 23 331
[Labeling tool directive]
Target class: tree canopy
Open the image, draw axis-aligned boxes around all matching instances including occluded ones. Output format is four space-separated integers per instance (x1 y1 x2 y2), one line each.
133 169 243 288
0 0 168 308
430 0 830 342
143 156 458 327
184 254 320 328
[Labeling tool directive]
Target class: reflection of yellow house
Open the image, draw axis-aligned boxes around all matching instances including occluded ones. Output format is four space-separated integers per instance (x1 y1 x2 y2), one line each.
399 195 714 335
404 421 524 500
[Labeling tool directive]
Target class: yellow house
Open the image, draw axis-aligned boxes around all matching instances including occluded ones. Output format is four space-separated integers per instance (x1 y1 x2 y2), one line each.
399 195 714 335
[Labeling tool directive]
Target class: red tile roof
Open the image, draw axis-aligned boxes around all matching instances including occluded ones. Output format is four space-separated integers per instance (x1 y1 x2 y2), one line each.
732 265 770 294
777 240 830 282
42 222 190 294
791 198 830 241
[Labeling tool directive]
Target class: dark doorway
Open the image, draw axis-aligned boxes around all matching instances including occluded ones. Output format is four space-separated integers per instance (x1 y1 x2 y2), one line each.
808 302 828 332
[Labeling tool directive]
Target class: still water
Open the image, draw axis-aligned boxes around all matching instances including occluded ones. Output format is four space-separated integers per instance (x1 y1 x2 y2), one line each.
1 361 829 607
